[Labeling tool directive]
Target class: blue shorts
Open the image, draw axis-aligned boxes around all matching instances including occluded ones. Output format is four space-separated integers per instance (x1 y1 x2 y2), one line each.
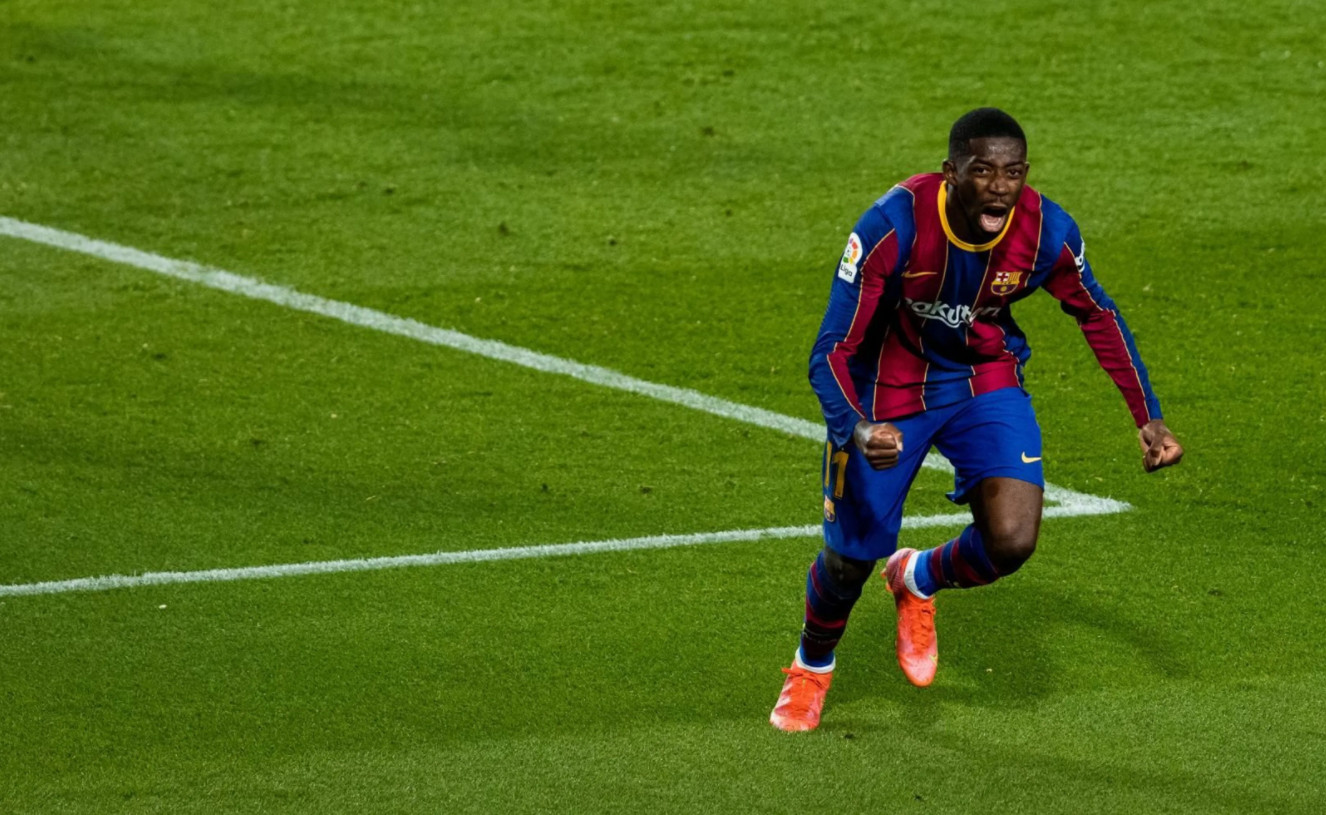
821 387 1044 562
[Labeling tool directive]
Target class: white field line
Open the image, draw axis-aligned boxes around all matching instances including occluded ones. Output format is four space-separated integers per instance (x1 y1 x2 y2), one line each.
0 525 819 598
0 216 1132 596
0 500 1130 598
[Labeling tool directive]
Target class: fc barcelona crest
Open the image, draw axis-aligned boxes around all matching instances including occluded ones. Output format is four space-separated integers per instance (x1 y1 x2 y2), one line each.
990 270 1025 296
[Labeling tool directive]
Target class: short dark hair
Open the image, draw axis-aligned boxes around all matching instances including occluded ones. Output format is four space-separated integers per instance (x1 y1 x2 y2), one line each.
948 108 1025 159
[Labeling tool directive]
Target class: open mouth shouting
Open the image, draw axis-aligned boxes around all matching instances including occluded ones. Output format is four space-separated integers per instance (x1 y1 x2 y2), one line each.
979 204 1010 234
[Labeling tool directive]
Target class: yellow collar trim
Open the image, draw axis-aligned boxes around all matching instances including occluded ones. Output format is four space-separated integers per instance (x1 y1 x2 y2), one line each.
938 183 1014 252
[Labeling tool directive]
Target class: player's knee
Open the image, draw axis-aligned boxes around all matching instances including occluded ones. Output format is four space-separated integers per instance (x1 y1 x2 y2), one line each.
822 548 876 590
983 522 1038 572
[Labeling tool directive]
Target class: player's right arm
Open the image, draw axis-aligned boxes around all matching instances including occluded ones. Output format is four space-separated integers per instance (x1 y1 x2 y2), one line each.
807 204 902 452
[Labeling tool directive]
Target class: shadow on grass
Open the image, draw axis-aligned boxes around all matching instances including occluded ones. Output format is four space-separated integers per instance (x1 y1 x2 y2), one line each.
830 580 1195 714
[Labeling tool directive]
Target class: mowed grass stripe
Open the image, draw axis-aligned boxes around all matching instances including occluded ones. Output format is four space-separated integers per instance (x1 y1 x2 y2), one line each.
0 215 1133 523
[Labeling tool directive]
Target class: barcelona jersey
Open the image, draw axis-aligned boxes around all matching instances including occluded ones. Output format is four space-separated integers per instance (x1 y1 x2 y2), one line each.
809 173 1162 446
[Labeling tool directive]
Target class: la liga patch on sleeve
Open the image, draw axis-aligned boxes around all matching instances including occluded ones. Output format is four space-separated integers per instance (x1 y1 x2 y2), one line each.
837 232 863 283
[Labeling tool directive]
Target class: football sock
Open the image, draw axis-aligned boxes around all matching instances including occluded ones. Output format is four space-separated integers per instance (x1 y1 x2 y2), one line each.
798 551 863 670
908 524 999 597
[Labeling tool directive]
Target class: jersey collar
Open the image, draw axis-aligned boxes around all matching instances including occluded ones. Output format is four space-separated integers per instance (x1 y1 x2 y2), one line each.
937 183 1015 252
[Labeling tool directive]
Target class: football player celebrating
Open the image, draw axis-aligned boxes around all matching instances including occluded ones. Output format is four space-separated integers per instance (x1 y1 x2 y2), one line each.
771 108 1183 732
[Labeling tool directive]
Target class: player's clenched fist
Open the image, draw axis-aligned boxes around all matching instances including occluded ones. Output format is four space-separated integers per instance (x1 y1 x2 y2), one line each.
853 420 904 469
1138 419 1184 473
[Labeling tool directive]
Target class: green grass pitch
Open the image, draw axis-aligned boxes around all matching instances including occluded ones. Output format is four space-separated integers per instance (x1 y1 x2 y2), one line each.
2 0 1324 811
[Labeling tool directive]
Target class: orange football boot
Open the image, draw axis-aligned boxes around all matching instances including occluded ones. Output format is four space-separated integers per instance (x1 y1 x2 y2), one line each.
769 664 833 732
883 548 938 687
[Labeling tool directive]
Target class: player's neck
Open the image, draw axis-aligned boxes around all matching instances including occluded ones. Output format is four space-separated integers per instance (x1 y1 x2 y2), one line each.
943 184 986 245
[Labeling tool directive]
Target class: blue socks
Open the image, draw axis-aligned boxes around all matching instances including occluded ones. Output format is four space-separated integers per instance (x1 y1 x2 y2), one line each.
909 524 999 597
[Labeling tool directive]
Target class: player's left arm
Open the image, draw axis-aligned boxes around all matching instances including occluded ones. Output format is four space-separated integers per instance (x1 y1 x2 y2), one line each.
1041 220 1184 473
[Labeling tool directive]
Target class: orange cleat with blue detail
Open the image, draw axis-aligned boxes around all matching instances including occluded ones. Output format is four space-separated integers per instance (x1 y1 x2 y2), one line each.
883 548 938 687
769 663 833 732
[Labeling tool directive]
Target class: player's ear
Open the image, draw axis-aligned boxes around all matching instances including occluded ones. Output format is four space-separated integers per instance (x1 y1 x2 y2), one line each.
941 158 956 183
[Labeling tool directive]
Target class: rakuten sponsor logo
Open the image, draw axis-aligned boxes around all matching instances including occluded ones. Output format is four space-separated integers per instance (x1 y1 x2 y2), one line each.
904 298 1001 328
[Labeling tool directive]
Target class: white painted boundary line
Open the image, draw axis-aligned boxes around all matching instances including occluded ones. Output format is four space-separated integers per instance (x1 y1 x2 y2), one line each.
0 525 812 597
8 498 1116 597
0 499 1130 597
0 216 1131 597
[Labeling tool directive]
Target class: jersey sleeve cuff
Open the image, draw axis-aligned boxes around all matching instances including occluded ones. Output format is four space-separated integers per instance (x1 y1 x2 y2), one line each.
827 414 864 447
1135 400 1163 428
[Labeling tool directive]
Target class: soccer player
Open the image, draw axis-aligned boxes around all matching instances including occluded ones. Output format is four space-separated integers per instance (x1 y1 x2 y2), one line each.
770 108 1184 732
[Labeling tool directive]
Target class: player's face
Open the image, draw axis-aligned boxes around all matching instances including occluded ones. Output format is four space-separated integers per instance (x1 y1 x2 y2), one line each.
942 137 1029 239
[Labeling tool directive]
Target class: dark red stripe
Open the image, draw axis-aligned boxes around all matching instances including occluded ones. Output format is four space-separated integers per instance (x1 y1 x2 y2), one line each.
970 359 1022 396
862 230 900 281
952 554 988 587
804 601 848 630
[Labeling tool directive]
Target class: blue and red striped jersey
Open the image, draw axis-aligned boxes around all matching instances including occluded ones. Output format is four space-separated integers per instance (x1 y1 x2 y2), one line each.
809 173 1163 446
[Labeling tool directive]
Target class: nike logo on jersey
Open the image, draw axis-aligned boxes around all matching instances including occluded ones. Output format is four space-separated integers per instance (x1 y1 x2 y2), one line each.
1021 452 1042 463
901 270 940 279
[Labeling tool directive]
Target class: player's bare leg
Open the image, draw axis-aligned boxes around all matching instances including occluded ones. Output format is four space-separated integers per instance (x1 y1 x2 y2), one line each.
884 477 1043 686
968 476 1043 573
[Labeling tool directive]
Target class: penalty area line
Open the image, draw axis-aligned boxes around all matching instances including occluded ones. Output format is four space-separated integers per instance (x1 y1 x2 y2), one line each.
0 498 1132 598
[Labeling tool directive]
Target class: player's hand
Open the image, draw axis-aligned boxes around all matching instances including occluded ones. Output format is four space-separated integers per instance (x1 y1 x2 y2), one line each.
853 420 904 470
1138 419 1184 473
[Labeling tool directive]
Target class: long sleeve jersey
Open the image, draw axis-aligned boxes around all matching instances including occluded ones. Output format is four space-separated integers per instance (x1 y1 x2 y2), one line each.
809 172 1162 446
